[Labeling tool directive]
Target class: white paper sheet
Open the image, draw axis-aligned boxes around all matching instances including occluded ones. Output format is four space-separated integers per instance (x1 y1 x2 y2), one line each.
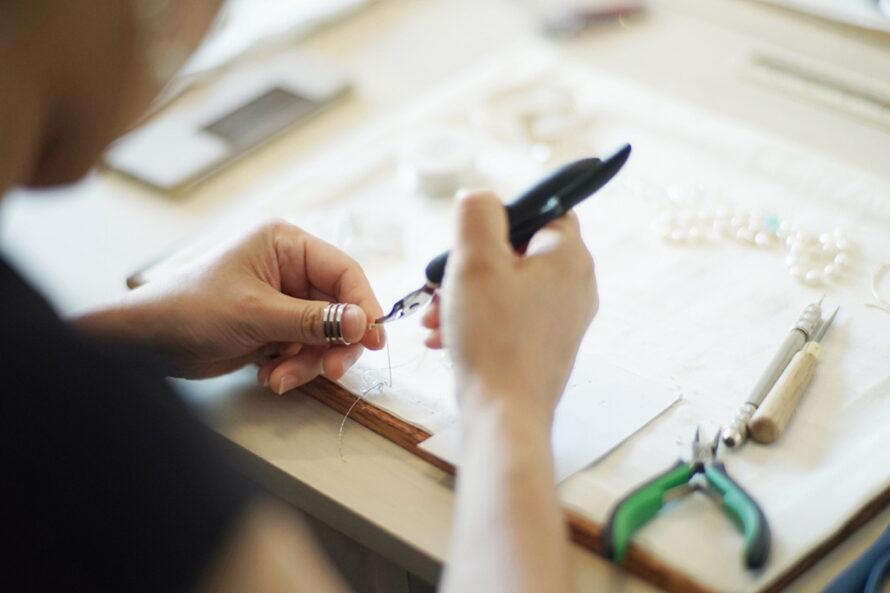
419 358 678 482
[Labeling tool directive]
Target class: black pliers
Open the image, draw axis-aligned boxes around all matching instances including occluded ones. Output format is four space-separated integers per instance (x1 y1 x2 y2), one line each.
375 144 632 324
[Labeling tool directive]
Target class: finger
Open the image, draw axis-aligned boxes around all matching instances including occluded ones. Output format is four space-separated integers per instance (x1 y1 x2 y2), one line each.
424 329 443 349
452 191 513 265
363 322 386 351
256 341 305 386
421 297 441 330
321 344 364 381
251 342 286 370
271 225 385 340
282 342 304 356
525 211 583 257
524 212 599 321
257 358 275 387
253 294 372 347
266 348 327 394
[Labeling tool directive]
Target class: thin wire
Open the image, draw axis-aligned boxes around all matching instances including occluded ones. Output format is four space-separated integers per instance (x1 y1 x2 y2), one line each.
338 325 392 461
384 325 393 387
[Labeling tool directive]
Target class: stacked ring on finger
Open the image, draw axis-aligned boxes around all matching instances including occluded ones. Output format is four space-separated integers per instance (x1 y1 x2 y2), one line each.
323 303 351 346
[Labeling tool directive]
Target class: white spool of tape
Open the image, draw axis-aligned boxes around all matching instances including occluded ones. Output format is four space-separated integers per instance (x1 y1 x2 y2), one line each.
398 126 476 197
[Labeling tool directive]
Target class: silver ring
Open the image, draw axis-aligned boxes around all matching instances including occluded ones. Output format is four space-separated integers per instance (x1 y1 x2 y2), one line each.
323 303 351 346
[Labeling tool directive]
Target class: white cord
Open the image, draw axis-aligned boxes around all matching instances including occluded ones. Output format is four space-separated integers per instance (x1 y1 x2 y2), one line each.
866 263 890 315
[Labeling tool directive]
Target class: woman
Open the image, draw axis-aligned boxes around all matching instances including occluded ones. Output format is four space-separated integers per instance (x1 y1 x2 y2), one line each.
0 2 598 591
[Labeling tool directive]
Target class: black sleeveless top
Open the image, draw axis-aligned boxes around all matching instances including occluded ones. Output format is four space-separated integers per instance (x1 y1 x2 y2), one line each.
0 256 255 591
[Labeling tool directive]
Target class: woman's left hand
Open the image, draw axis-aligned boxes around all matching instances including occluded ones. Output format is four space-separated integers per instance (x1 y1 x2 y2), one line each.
73 220 385 393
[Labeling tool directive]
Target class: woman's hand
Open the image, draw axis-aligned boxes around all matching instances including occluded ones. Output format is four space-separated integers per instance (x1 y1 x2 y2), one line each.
73 220 385 393
421 191 597 426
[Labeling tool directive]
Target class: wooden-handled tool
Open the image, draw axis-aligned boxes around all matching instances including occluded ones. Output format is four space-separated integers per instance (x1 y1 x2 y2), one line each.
749 307 838 444
721 298 823 448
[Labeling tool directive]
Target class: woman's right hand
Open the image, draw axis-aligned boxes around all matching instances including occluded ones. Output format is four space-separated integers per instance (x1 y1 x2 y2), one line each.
421 191 598 427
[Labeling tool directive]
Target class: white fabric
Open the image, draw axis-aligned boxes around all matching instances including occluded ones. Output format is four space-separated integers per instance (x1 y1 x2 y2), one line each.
753 0 890 33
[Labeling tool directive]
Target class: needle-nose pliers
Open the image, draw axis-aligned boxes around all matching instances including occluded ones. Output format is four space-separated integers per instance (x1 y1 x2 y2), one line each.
602 427 771 570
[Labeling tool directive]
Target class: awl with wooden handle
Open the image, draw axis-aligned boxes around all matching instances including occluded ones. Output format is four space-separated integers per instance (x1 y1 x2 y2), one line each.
749 306 838 444
721 298 823 448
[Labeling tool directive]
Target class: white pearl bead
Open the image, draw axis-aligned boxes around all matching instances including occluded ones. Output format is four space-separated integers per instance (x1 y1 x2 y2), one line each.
748 211 766 231
805 270 824 284
824 263 840 280
794 231 819 247
834 252 850 267
789 241 811 257
669 229 686 242
835 238 850 251
730 214 748 231
736 227 755 243
755 232 774 247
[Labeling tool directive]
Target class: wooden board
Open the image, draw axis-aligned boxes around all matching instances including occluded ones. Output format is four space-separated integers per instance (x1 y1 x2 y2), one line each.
301 376 890 593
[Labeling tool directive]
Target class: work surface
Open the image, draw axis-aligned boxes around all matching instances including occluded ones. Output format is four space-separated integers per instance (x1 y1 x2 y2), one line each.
3 1 890 591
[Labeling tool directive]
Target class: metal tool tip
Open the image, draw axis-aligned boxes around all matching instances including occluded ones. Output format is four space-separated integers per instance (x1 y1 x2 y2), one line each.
813 305 840 342
721 426 744 448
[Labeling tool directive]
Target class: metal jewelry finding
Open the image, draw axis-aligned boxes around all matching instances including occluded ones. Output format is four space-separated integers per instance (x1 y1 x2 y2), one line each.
323 303 351 346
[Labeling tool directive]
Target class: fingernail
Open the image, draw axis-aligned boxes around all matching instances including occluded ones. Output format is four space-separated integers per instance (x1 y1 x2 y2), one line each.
258 367 270 387
373 323 386 347
341 305 367 344
283 342 303 356
277 375 299 394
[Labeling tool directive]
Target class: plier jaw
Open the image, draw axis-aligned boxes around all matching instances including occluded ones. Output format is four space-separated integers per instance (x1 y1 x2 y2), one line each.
602 427 771 570
374 281 437 325
690 426 719 472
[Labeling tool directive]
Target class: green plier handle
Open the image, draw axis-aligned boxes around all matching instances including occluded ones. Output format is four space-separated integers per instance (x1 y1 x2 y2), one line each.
602 459 771 569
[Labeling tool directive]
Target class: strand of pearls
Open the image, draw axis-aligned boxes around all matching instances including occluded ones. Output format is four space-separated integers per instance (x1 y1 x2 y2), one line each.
650 185 853 287
783 227 851 285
